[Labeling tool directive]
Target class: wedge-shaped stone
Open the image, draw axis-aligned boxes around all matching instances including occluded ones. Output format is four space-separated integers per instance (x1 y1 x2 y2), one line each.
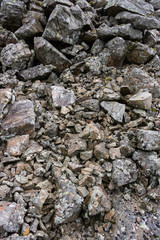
101 101 125 122
128 92 152 110
1 100 35 137
34 37 71 73
51 86 76 107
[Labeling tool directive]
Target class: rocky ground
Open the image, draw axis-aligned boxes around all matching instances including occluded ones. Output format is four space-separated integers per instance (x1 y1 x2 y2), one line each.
0 0 160 239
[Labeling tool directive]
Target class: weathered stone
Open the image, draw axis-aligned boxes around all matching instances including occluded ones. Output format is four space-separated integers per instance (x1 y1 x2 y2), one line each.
101 101 125 122
80 150 93 161
94 142 109 160
91 39 105 55
1 41 33 71
109 148 121 160
43 5 85 45
150 0 160 10
1 100 35 137
133 150 160 176
80 99 100 111
97 23 142 41
18 64 54 81
0 26 17 47
0 71 18 88
0 88 12 120
87 186 111 216
77 186 89 198
112 159 138 187
65 134 87 157
104 0 154 16
0 201 26 236
6 135 29 156
116 11 160 30
51 86 76 107
43 0 74 14
148 187 160 200
32 189 49 209
80 122 103 140
126 42 156 64
144 29 160 47
34 37 71 73
128 91 152 110
0 0 26 30
137 130 160 151
85 57 102 75
102 88 120 101
0 185 10 201
54 177 83 225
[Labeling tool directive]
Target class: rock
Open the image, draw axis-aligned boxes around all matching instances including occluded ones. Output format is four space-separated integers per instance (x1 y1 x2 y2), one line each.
97 23 142 41
99 37 127 67
144 29 160 47
34 37 71 73
0 26 17 47
112 159 138 188
148 187 160 200
80 99 100 111
104 0 154 16
0 71 18 88
1 100 35 137
0 201 26 237
0 0 26 30
150 0 160 10
18 64 54 81
6 135 29 156
65 134 87 157
126 42 156 64
1 41 33 71
87 186 111 216
109 148 121 160
54 178 83 225
15 19 43 39
137 129 160 151
91 39 105 55
128 91 152 110
80 122 103 140
116 11 160 30
42 0 74 14
51 86 76 107
0 88 12 120
32 189 49 210
94 142 109 160
84 56 102 75
101 101 125 122
133 150 160 176
77 186 89 198
102 88 120 101
42 4 85 45
80 150 93 161
0 185 10 201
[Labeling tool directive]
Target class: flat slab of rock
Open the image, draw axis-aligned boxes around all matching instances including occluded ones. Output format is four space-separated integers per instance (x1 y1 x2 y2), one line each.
1 100 35 137
137 130 160 151
6 135 29 156
51 86 76 107
112 159 138 188
34 37 71 73
0 201 26 237
128 92 152 110
116 11 160 30
101 101 125 122
43 5 85 45
104 0 154 16
18 64 54 81
1 40 33 71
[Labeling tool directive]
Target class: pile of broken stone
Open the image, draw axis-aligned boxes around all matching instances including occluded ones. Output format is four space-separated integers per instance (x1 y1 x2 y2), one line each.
0 0 160 239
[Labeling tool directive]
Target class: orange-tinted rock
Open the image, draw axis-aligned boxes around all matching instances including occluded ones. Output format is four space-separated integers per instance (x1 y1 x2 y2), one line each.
6 135 29 156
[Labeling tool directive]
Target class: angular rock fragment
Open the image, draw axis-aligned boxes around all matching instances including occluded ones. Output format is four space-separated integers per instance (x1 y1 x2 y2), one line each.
126 42 156 64
85 57 102 75
148 187 160 200
1 100 35 137
15 19 43 39
1 41 33 71
65 134 87 157
128 92 152 110
43 0 74 14
34 37 71 72
112 159 138 188
0 0 26 30
0 185 10 201
133 150 160 176
97 23 142 41
0 26 17 47
137 130 160 151
80 122 103 140
43 4 85 45
6 135 29 156
51 86 76 107
87 186 111 216
18 64 54 81
0 88 12 120
104 0 154 16
80 99 100 111
94 142 109 160
150 0 160 10
0 201 26 237
101 101 125 122
0 71 18 88
116 11 160 30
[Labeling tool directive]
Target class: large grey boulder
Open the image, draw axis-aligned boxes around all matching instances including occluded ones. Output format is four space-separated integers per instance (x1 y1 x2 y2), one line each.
34 37 71 73
116 11 160 30
104 0 154 16
43 4 86 45
97 23 142 41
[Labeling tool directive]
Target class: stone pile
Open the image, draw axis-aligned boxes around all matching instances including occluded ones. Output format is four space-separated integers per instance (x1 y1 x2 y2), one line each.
0 0 160 239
